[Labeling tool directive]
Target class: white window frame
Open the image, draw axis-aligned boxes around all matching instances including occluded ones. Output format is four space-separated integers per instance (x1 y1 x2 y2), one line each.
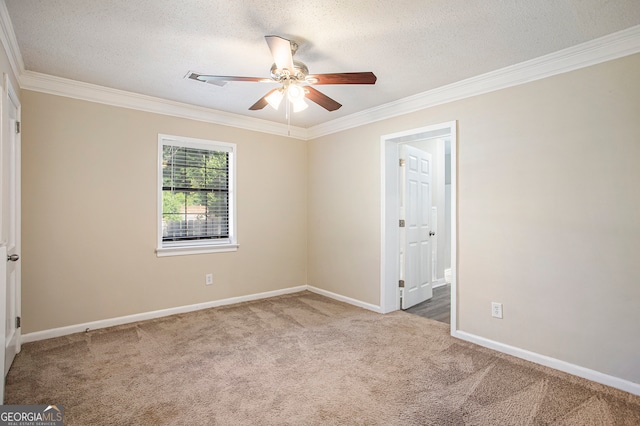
156 134 238 257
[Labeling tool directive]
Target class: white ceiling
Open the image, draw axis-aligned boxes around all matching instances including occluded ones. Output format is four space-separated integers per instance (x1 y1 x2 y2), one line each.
5 0 640 128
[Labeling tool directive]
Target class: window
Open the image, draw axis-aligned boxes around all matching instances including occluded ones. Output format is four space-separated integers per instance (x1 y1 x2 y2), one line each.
157 134 237 256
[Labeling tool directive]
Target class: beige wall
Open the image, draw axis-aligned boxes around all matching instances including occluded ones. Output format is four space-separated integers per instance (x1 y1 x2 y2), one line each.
308 53 640 384
307 128 383 303
21 91 307 333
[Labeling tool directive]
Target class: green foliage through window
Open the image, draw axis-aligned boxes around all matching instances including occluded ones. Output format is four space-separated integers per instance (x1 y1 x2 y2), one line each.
162 145 230 242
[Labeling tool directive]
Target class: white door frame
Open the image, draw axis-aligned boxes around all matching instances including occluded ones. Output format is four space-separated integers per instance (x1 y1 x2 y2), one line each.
380 121 457 334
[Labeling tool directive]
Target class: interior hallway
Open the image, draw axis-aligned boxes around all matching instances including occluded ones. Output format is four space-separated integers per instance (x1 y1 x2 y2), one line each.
404 284 451 324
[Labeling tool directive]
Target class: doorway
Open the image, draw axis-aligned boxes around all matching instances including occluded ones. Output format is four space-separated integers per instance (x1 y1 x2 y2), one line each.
380 121 457 333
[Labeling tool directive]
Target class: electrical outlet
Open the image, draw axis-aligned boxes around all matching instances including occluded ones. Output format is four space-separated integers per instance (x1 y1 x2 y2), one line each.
205 273 213 286
491 302 503 319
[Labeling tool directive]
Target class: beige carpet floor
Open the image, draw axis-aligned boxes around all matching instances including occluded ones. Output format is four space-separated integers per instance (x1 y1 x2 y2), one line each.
5 291 640 425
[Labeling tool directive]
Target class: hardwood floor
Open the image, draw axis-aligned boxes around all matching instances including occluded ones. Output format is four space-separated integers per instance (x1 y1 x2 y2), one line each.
404 283 450 324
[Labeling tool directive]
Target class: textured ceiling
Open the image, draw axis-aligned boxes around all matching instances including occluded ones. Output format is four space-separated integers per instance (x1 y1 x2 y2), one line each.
5 0 640 128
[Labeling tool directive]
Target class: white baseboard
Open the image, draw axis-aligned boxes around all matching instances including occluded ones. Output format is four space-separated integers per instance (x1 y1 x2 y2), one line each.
306 286 383 313
432 280 448 289
21 285 307 344
453 330 640 397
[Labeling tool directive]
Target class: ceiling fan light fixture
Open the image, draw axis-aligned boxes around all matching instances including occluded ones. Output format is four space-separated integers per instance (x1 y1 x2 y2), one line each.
265 89 284 110
292 98 308 112
287 84 305 102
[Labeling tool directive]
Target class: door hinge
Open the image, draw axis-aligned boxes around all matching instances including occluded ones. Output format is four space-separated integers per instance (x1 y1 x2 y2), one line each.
16 316 21 328
15 121 20 134
398 280 405 288
399 219 405 227
399 158 405 167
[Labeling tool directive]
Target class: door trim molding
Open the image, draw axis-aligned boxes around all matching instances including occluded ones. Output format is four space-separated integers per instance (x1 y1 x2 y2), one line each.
380 121 457 335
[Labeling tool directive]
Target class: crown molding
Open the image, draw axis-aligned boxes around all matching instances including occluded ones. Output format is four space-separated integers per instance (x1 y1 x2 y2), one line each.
0 0 24 79
19 71 308 140
306 24 640 139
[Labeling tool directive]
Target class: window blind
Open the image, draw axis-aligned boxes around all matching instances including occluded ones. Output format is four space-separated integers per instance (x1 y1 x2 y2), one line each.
161 145 229 243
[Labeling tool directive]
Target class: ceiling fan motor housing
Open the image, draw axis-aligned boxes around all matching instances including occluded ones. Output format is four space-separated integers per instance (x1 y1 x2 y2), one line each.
270 60 309 82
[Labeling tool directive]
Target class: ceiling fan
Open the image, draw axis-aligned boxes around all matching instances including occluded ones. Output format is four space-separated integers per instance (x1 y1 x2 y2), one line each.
186 35 377 113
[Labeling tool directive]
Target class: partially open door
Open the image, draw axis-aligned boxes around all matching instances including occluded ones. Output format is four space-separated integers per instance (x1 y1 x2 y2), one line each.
0 246 6 403
400 145 433 309
2 76 21 389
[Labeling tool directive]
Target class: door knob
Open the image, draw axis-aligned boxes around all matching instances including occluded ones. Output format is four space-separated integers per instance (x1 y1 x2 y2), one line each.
429 231 435 236
7 254 19 262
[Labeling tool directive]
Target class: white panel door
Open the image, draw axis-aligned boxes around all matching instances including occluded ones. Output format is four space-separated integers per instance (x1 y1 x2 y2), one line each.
401 145 433 309
0 245 6 403
2 77 21 380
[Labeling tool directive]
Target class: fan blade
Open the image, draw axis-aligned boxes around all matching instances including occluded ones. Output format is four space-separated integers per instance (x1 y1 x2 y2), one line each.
305 87 342 111
249 89 279 110
186 71 227 86
307 72 377 85
265 35 295 73
186 71 271 84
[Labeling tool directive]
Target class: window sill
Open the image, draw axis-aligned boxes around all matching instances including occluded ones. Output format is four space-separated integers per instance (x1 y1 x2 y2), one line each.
156 243 239 257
